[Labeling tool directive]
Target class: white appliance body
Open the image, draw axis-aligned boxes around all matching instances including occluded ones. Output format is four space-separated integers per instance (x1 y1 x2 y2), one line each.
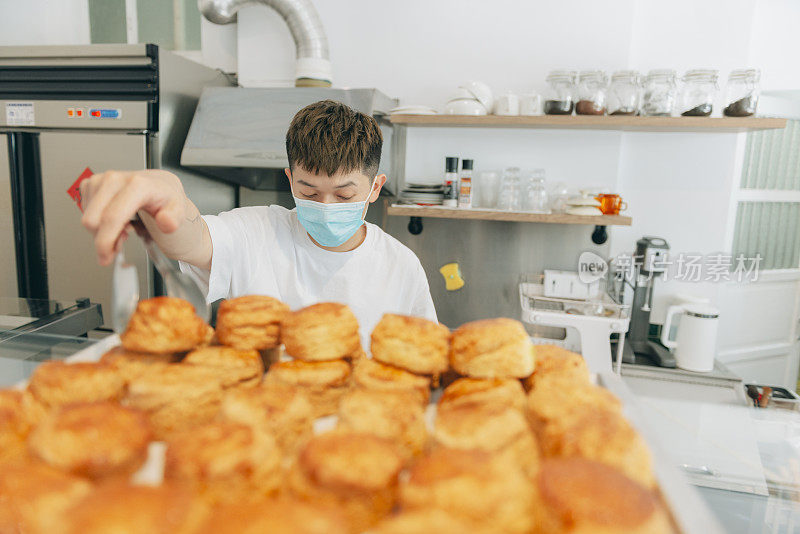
661 304 720 372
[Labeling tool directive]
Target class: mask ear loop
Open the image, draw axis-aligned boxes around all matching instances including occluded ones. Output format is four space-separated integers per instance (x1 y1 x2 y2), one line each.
361 175 379 219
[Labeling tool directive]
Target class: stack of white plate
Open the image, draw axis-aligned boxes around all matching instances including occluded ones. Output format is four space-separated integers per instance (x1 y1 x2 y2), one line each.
390 105 438 115
400 183 444 205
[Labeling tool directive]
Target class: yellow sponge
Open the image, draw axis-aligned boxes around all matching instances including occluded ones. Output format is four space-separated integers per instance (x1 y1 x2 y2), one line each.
439 263 465 291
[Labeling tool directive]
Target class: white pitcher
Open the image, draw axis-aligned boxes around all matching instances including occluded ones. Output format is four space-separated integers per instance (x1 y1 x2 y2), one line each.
660 303 720 372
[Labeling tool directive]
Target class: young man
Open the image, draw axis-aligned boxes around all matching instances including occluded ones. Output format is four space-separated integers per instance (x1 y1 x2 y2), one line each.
80 100 437 339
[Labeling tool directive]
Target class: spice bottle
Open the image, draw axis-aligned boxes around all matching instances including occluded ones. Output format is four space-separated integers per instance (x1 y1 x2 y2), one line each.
607 70 641 116
679 69 719 117
642 69 678 116
458 159 473 208
724 69 760 117
576 71 608 115
443 156 459 207
544 70 577 115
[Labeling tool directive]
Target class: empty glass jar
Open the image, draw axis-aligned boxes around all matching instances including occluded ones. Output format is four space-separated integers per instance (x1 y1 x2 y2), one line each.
642 69 678 116
524 169 549 213
576 71 608 115
607 70 640 116
544 71 577 115
680 69 719 117
498 167 522 211
724 69 760 117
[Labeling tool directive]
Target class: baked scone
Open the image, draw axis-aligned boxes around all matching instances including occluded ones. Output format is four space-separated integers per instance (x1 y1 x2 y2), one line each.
28 360 124 409
351 358 430 406
220 381 314 455
288 432 403 533
121 296 210 354
373 509 494 534
281 303 360 361
0 462 92 534
523 345 590 391
198 497 348 534
555 410 655 488
534 458 671 534
433 403 539 478
438 377 526 412
125 365 224 440
0 390 31 465
399 447 535 534
337 389 427 462
450 318 534 378
64 482 208 534
165 421 282 505
216 295 290 351
100 346 178 383
527 381 622 456
370 314 450 375
264 359 351 418
183 346 264 389
28 402 151 480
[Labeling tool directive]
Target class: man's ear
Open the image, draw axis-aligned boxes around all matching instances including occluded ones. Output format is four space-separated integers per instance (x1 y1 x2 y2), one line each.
369 174 387 203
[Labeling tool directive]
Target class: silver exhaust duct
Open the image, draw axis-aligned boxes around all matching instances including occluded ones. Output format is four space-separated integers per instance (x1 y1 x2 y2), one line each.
198 0 332 86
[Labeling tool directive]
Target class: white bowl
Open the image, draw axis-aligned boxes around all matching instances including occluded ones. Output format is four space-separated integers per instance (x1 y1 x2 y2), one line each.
448 87 477 101
444 98 487 115
460 81 494 113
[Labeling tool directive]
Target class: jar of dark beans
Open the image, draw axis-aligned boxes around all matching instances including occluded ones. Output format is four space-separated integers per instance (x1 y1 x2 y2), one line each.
607 70 640 116
724 69 760 117
544 70 577 115
642 69 678 116
679 69 719 117
575 71 608 115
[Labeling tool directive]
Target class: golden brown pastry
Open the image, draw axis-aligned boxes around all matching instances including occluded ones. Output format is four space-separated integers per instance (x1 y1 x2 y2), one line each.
183 346 264 389
216 295 289 351
373 509 493 534
554 409 655 488
336 389 427 462
534 458 671 534
288 432 403 533
27 360 124 409
438 377 526 412
370 314 450 375
351 358 430 406
28 402 151 480
526 381 622 456
64 482 208 534
264 359 351 418
99 346 178 383
125 364 224 440
220 381 314 455
198 497 348 534
121 296 210 354
449 318 534 378
433 403 539 478
399 448 535 534
281 302 360 361
164 421 282 505
0 390 31 465
523 345 590 391
0 462 92 534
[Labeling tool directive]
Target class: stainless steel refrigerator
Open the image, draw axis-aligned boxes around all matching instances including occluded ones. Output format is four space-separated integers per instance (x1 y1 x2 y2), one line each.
0 44 234 324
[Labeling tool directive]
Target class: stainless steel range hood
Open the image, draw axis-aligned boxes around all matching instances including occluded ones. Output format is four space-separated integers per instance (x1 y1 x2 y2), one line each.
180 87 397 190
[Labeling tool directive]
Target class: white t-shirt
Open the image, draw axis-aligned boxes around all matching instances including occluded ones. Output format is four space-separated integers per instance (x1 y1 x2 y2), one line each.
179 205 437 348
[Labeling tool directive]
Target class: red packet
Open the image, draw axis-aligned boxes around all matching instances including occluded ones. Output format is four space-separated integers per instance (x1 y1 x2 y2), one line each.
67 166 94 211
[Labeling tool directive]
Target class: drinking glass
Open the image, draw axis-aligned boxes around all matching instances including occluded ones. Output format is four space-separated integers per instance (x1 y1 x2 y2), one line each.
498 167 521 211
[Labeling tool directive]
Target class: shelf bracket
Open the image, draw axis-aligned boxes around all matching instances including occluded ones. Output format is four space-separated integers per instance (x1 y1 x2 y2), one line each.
408 216 423 235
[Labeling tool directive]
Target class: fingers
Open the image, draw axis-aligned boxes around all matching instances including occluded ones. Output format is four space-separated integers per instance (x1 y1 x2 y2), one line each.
93 179 150 266
152 196 184 233
80 172 126 232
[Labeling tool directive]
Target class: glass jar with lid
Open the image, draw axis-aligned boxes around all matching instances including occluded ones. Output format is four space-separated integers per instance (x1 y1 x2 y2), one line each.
642 69 678 116
544 70 577 115
679 69 719 117
724 69 760 117
607 70 640 116
576 71 608 115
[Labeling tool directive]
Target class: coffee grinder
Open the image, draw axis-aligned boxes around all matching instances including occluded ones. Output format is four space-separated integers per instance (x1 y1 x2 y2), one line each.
614 236 676 367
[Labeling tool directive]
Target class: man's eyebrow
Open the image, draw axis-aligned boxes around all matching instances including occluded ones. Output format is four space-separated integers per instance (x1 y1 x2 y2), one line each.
296 180 317 188
334 181 357 189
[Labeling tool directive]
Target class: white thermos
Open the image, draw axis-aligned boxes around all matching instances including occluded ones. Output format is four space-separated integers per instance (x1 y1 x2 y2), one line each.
660 304 720 372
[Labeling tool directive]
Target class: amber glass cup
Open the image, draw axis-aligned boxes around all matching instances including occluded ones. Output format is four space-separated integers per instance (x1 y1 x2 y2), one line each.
596 194 627 215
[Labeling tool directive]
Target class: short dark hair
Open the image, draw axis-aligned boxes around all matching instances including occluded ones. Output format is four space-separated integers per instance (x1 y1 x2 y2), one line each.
286 100 383 178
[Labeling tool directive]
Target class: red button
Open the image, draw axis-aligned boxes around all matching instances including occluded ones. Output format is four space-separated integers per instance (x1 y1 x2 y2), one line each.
67 108 74 117
76 109 83 117
91 110 101 117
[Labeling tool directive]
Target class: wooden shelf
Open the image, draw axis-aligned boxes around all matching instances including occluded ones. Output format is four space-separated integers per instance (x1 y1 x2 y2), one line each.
387 204 632 226
389 114 786 132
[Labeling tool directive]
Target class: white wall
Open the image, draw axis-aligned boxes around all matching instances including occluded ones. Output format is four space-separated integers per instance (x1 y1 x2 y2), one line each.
0 0 90 45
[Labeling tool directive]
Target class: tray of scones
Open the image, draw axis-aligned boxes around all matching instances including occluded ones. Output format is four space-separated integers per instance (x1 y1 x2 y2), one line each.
0 295 723 533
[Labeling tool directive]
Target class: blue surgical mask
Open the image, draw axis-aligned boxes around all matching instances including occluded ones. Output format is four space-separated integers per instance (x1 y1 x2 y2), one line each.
292 176 377 247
